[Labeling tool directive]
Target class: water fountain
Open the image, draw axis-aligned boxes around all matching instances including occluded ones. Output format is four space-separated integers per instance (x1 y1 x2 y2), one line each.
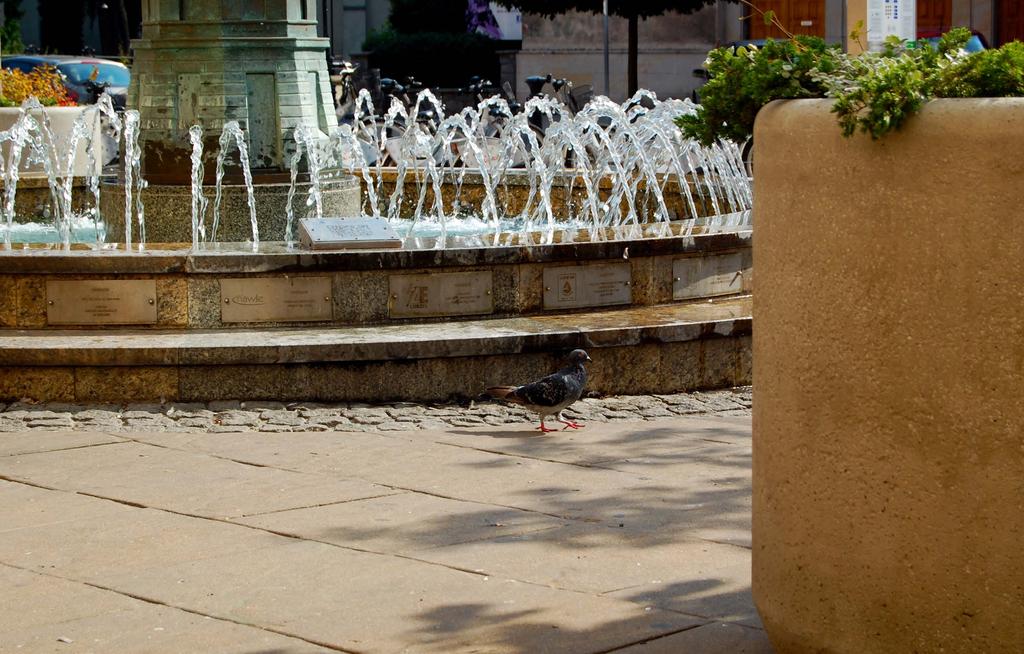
0 1 753 404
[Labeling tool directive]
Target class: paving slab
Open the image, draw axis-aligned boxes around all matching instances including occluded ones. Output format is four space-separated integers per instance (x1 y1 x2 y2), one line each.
0 566 333 653
235 491 568 552
0 565 138 635
0 430 125 457
608 562 762 627
0 483 287 581
126 429 728 530
0 480 127 533
404 525 752 596
0 440 396 519
433 416 752 470
612 622 773 653
98 539 703 653
237 492 750 597
128 425 753 557
0 414 767 653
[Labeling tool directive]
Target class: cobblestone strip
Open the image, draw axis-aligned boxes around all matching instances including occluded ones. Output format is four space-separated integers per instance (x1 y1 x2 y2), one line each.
0 388 751 433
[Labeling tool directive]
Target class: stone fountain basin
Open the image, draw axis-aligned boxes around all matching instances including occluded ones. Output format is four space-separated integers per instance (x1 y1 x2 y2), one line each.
1 221 750 329
0 221 752 402
99 174 362 244
363 168 742 222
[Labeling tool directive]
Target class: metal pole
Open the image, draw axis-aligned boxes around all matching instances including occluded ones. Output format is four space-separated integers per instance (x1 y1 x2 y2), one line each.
603 0 610 96
1 4 5 98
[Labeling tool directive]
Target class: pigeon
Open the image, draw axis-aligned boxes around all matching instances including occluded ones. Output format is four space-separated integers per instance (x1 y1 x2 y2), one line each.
487 349 592 433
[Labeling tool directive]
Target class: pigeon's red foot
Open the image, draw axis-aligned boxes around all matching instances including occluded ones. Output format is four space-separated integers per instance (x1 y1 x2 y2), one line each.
559 420 584 430
536 423 558 433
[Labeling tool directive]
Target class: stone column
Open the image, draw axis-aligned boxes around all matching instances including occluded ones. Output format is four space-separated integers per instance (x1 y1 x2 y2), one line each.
130 0 338 183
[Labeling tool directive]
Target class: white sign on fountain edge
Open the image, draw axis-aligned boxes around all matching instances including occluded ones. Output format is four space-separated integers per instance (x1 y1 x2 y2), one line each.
299 217 403 250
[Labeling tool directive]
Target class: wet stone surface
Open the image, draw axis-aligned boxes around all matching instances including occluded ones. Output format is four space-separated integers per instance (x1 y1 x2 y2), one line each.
0 388 751 433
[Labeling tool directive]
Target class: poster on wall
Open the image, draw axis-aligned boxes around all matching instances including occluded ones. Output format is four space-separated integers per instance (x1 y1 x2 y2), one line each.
490 3 522 40
867 0 917 51
467 0 522 40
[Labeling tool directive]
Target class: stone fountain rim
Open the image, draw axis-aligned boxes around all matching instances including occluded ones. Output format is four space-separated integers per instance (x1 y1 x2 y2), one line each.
0 221 752 274
98 175 361 191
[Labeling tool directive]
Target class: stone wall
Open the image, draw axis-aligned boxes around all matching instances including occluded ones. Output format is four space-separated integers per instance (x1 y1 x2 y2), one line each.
514 8 727 102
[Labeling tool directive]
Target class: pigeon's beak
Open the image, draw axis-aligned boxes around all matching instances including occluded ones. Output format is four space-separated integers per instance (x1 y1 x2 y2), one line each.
585 354 593 362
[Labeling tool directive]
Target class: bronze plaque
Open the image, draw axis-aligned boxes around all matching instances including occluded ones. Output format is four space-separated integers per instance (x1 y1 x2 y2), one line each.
389 271 493 318
673 252 748 300
220 277 333 323
46 280 158 325
543 263 632 309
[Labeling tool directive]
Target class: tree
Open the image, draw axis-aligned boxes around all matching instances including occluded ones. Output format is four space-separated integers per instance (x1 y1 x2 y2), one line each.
1 0 25 53
85 0 140 56
389 0 468 35
364 0 499 88
494 0 728 96
39 0 85 54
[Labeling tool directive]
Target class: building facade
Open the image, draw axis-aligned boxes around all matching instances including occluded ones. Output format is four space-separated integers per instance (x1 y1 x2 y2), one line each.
315 0 389 60
513 0 1021 103
5 0 1022 106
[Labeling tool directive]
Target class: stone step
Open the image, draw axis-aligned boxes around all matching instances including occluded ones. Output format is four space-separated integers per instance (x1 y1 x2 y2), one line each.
0 296 751 403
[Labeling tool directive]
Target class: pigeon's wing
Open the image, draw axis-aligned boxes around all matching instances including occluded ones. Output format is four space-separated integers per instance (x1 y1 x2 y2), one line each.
513 373 571 408
486 385 520 401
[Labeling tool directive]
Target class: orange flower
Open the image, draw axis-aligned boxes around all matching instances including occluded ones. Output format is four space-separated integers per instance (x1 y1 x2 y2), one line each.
0 65 74 107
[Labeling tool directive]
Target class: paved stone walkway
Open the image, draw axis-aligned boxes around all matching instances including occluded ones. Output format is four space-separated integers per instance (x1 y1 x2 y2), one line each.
0 388 752 433
0 391 770 653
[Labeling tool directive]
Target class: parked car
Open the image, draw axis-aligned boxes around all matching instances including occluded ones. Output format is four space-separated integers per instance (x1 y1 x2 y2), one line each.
1 55 130 109
916 30 989 52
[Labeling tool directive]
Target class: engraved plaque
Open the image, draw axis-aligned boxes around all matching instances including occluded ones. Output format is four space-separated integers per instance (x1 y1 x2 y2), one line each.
46 280 157 325
543 263 632 309
673 252 748 300
220 277 333 323
299 217 402 250
389 271 494 318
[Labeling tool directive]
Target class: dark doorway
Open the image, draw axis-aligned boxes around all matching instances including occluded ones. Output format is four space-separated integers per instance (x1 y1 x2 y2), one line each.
998 0 1024 45
748 0 826 40
917 0 952 35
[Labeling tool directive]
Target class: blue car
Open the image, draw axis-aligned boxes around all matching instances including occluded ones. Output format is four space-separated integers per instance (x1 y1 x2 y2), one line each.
917 30 988 53
1 55 130 109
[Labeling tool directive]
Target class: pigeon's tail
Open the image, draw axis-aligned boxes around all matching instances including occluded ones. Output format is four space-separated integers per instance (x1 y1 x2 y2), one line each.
486 386 522 403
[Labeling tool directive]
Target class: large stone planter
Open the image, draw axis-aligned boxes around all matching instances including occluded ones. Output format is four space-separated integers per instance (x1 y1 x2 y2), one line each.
753 99 1024 653
0 105 103 178
0 106 107 225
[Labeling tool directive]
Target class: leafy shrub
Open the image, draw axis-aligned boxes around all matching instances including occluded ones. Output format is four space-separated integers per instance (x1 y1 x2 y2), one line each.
1 19 24 54
931 40 1024 98
679 27 1024 144
677 36 839 146
817 39 940 138
0 65 74 107
1 0 24 54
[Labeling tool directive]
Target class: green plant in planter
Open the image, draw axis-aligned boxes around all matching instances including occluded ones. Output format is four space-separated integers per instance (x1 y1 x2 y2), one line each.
677 36 841 146
931 40 1024 98
821 38 941 138
679 27 1024 145
816 31 973 138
